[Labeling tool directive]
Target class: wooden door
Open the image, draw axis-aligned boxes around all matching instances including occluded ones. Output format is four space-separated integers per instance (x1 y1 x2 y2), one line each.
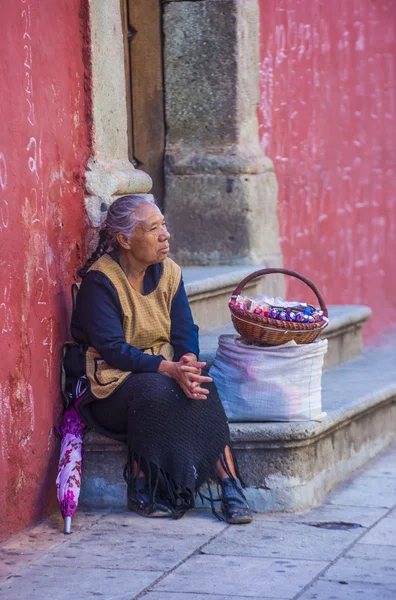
122 0 165 206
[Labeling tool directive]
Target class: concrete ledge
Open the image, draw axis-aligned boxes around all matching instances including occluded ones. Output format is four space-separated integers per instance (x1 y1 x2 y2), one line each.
231 383 396 442
166 148 274 175
238 402 396 513
183 265 263 297
85 159 152 198
199 305 372 368
85 159 153 227
323 305 372 368
325 305 372 335
231 343 396 512
81 433 128 507
182 264 284 332
80 342 396 512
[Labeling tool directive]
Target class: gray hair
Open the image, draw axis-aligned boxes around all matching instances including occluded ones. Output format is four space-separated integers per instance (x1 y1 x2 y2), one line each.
77 194 157 278
104 194 156 250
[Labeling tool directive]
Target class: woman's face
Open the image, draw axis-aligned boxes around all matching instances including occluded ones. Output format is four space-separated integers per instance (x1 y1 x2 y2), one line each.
118 203 170 266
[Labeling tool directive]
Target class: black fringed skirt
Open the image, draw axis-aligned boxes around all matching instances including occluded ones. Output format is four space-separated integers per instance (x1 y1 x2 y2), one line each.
78 373 231 517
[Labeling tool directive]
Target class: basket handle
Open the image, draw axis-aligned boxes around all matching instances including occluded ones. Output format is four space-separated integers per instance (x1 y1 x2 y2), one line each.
231 268 328 318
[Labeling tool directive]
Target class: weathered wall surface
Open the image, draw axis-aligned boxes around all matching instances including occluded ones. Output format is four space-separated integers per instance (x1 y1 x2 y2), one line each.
258 0 396 337
0 1 90 539
164 0 282 268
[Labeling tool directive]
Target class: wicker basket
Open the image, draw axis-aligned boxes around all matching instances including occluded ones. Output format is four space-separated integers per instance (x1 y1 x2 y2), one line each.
229 268 329 346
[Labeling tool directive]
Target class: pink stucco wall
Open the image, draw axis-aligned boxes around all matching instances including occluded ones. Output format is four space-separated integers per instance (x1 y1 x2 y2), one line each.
258 0 396 337
0 1 90 540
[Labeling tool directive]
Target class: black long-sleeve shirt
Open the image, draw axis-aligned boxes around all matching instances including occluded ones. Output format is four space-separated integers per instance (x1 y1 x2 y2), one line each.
71 262 199 373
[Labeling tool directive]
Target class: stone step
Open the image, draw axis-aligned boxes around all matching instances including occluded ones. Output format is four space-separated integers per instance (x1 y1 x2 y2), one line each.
183 265 284 332
199 305 372 370
230 339 396 513
79 337 395 511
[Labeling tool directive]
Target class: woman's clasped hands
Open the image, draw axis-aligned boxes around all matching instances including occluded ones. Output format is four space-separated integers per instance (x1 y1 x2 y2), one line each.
158 352 212 400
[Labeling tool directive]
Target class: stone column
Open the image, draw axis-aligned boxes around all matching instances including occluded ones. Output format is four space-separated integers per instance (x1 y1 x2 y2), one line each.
163 0 282 266
84 0 152 227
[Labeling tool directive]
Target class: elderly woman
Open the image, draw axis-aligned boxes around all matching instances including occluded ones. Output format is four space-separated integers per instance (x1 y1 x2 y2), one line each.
70 194 252 524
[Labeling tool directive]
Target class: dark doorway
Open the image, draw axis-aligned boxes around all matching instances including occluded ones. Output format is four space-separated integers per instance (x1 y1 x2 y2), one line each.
122 0 165 208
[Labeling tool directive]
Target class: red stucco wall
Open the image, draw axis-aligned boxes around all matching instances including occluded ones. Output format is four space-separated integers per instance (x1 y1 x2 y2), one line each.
0 1 90 540
258 0 396 337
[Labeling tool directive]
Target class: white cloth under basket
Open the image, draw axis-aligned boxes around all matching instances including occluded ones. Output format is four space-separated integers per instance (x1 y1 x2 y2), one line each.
209 335 328 422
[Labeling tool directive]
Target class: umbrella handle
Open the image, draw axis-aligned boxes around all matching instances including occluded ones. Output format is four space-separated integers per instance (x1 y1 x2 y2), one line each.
64 516 72 534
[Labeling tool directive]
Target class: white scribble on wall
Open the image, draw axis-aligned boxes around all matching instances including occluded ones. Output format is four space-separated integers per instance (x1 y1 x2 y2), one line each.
258 0 396 331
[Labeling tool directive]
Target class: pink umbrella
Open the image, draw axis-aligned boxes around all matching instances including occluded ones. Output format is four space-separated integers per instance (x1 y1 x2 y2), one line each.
56 381 87 534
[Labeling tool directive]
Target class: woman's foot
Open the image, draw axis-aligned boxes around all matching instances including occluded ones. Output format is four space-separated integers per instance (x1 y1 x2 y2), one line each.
221 478 253 524
127 478 171 518
127 496 171 518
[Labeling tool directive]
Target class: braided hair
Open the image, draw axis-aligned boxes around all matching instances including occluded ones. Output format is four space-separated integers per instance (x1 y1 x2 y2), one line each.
77 227 110 278
77 194 156 278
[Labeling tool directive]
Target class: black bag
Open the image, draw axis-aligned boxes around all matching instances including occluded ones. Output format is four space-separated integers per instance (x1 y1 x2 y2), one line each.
60 283 86 409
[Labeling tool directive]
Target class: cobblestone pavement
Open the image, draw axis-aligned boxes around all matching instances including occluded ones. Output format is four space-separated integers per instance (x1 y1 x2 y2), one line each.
1 445 395 600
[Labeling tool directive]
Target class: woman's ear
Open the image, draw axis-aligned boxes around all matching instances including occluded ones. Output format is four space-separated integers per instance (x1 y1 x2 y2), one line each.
116 232 131 250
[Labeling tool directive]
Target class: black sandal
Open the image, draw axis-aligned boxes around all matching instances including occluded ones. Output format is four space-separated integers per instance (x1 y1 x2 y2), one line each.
221 478 253 524
127 477 171 518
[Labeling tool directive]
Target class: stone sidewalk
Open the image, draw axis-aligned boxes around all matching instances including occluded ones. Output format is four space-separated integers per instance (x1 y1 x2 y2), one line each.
1 445 396 600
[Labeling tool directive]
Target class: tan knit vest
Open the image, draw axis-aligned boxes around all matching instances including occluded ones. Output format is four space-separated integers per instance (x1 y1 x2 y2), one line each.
85 254 181 400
